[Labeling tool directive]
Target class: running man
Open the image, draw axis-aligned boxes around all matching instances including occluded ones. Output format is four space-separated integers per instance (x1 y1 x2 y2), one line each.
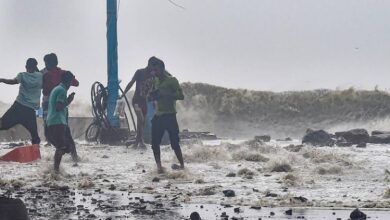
0 58 42 144
121 57 157 149
46 71 77 173
148 58 185 173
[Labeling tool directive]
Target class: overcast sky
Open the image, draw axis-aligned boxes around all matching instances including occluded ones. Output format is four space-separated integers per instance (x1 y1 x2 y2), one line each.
0 0 389 103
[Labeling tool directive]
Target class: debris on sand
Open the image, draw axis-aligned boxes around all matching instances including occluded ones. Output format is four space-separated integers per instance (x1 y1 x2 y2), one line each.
350 208 367 220
222 189 236 197
78 178 94 189
190 211 201 220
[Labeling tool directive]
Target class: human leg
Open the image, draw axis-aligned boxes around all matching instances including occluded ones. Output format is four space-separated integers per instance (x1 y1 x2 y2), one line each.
151 115 166 173
0 102 21 130
65 126 79 163
166 114 184 169
19 105 41 145
133 103 146 148
47 124 67 172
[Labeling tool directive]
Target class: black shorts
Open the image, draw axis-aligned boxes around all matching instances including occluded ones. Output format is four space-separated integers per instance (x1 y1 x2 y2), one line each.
0 101 40 144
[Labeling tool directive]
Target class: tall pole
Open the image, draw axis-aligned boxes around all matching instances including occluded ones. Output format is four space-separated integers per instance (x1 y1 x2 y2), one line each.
106 0 119 127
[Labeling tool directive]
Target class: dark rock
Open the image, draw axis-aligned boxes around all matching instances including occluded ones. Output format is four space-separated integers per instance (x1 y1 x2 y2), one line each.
226 172 236 177
250 206 261 210
335 129 369 144
234 207 240 213
292 196 308 203
108 184 116 190
369 133 390 144
222 190 235 197
190 211 201 220
350 208 367 220
285 209 292 215
152 177 160 182
270 211 275 216
0 197 28 220
302 129 334 146
371 130 390 136
254 135 271 142
265 192 278 197
356 143 367 148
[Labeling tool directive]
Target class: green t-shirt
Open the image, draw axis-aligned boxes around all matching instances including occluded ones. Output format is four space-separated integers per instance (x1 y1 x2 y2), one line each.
15 71 43 110
153 74 184 116
46 83 68 126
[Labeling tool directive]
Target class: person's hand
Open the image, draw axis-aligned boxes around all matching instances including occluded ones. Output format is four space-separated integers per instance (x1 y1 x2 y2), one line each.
67 92 75 104
149 89 162 100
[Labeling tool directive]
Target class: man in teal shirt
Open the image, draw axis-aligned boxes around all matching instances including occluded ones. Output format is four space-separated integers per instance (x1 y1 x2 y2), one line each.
46 71 77 173
149 58 185 173
0 58 42 144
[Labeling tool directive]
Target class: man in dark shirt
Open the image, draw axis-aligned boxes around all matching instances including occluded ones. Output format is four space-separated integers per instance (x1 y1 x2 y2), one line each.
121 57 157 149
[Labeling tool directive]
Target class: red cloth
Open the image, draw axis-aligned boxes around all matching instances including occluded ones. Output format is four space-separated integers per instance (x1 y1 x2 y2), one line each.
42 67 79 96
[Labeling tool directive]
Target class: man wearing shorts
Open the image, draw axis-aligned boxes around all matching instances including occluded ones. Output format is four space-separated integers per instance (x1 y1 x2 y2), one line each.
121 57 157 149
0 58 42 144
46 71 77 173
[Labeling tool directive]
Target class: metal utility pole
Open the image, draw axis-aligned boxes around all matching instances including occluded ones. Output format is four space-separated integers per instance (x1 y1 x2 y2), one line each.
106 0 120 127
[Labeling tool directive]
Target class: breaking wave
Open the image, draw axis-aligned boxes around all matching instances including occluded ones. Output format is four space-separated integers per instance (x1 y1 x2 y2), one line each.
178 83 390 138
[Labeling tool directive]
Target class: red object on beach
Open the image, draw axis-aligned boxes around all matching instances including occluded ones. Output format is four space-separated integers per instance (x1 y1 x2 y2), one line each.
0 144 41 163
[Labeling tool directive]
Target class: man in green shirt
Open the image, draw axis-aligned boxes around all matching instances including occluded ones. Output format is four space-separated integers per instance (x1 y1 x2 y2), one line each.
148 58 185 173
0 58 42 144
46 71 77 173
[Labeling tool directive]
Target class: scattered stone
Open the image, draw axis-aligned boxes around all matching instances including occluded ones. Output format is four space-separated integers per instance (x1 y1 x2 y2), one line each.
194 179 205 184
292 196 308 203
250 206 261 210
102 155 109 159
302 129 334 147
285 209 292 215
222 190 235 197
152 177 160 182
190 212 201 220
108 184 116 190
350 208 367 220
226 172 236 177
254 135 271 142
265 192 278 197
335 129 369 144
234 207 240 213
369 133 390 144
270 211 275 216
356 143 366 148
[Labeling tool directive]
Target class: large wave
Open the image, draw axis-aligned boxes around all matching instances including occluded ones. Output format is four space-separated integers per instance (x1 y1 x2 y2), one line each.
177 83 390 138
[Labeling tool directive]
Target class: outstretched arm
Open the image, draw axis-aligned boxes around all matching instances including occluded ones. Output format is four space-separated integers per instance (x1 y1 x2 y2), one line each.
120 72 138 98
0 78 18 85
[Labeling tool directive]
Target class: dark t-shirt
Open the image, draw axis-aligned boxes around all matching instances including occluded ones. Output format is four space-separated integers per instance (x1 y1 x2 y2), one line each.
132 68 154 103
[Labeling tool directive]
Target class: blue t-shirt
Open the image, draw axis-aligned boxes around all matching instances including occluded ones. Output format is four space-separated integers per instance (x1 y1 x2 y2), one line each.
15 71 43 110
